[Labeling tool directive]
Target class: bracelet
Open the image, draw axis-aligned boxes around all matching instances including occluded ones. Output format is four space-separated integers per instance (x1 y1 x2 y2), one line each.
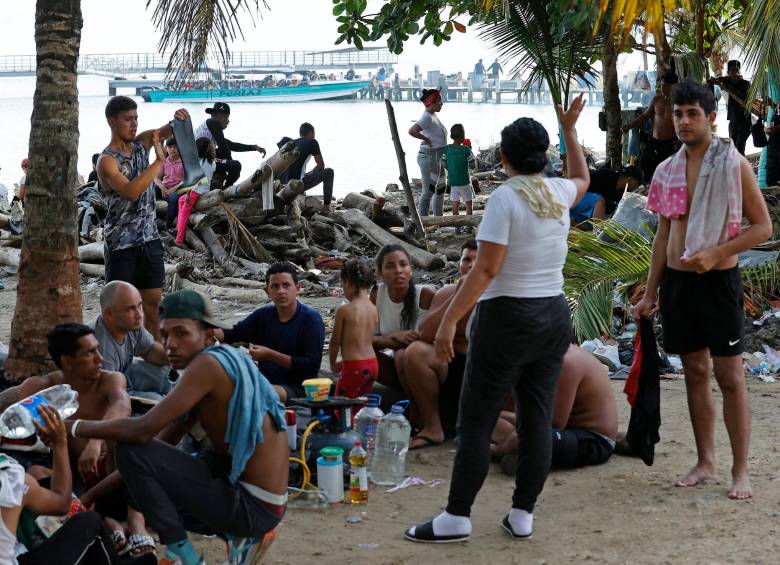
70 419 82 439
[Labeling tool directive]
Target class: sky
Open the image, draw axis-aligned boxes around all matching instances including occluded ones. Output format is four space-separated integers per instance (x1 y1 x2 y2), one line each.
0 0 506 78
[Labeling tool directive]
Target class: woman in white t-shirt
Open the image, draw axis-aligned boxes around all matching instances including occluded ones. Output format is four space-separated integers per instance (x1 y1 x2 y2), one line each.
405 95 590 544
408 89 447 216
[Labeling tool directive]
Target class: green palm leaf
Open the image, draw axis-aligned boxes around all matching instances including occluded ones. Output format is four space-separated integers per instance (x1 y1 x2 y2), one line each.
564 220 653 341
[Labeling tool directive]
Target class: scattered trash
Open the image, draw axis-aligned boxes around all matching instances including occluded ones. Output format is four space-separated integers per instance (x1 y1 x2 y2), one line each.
581 339 622 371
666 355 683 373
753 309 780 327
383 476 445 493
743 346 780 382
357 543 380 550
346 515 363 524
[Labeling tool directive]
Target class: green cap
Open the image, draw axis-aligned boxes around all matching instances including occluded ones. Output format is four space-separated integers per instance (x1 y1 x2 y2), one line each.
159 289 230 329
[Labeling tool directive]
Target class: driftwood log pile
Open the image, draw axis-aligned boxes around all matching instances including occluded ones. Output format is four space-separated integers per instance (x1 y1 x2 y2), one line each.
0 140 501 303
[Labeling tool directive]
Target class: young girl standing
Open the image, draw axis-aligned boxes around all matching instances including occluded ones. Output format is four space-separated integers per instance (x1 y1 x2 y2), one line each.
329 259 379 398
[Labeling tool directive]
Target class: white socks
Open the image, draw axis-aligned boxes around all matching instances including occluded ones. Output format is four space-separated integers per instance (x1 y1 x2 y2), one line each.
507 508 533 536
409 511 472 537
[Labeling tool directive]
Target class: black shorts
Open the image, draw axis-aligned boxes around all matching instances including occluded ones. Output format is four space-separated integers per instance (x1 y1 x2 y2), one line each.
439 352 466 433
551 428 614 468
659 266 744 357
105 239 165 290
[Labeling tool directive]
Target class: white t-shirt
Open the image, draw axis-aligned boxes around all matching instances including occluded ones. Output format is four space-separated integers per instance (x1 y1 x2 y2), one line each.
416 110 447 149
477 177 577 300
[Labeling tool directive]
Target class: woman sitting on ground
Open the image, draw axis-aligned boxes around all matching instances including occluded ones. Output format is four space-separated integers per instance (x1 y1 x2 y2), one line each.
370 244 435 392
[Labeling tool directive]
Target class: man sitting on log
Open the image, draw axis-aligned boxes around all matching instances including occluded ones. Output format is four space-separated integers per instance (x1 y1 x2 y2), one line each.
194 102 266 189
214 262 325 403
402 239 478 449
88 281 171 400
282 122 335 214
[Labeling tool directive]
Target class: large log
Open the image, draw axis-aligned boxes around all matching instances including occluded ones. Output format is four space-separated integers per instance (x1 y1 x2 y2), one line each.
342 192 404 228
198 226 230 266
421 214 482 228
193 189 225 211
183 229 209 253
78 242 104 262
338 208 444 271
276 179 305 205
176 276 264 303
222 141 300 200
189 198 269 230
212 277 266 290
0 248 175 279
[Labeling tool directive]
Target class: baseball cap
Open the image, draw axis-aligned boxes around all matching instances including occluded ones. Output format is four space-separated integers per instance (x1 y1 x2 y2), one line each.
205 102 230 115
159 289 230 329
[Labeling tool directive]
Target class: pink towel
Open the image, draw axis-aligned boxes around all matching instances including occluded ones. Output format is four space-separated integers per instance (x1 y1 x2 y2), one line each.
647 135 742 258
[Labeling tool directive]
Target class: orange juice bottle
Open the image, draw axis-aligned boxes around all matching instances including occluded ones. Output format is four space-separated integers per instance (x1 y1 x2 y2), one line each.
348 441 369 504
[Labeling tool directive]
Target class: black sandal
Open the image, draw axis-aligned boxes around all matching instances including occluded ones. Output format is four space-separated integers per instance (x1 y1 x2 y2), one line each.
501 515 533 540
404 519 470 543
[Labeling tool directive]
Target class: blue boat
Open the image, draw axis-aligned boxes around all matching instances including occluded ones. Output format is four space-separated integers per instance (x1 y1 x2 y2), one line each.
142 80 371 103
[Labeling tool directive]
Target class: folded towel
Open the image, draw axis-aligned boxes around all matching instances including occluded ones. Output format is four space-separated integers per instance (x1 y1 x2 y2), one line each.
506 175 566 219
204 345 287 484
647 135 742 258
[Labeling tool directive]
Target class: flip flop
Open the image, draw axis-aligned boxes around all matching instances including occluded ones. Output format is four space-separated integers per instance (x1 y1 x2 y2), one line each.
128 534 156 556
409 435 444 450
501 515 533 540
227 529 276 565
111 530 131 556
404 519 469 543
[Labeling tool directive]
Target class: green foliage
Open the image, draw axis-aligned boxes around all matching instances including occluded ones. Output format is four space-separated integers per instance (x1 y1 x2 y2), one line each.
476 2 602 108
331 0 477 55
147 0 268 82
743 0 780 106
564 220 653 341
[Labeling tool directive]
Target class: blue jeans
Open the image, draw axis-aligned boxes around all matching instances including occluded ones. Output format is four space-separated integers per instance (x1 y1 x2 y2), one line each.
127 358 172 400
417 147 445 216
165 191 181 227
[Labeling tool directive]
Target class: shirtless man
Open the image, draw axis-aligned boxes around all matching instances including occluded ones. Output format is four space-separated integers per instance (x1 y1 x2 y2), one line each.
491 345 618 473
635 79 771 500
623 72 680 183
0 323 130 484
403 239 478 449
0 323 157 555
68 289 289 565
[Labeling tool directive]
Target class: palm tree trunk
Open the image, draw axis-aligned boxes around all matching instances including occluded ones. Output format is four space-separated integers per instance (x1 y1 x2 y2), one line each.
602 34 622 168
4 0 84 382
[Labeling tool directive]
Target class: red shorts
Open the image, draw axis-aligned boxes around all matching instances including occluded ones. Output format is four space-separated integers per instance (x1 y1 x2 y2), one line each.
336 357 379 398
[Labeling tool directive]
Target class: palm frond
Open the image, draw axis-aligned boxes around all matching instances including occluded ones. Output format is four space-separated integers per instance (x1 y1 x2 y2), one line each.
146 0 268 83
564 220 653 341
743 259 780 315
742 0 780 106
476 2 601 107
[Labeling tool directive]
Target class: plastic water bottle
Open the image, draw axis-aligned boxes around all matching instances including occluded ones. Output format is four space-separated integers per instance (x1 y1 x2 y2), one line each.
348 441 369 504
369 400 411 486
0 385 79 439
354 394 383 467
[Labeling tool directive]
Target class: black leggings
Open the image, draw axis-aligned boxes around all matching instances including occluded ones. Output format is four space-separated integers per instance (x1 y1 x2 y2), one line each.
446 295 571 516
18 512 117 565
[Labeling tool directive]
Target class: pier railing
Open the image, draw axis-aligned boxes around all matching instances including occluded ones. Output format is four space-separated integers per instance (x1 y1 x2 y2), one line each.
0 49 397 77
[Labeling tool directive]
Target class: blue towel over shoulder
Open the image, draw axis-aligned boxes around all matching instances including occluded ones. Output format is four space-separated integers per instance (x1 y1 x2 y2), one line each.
204 344 287 484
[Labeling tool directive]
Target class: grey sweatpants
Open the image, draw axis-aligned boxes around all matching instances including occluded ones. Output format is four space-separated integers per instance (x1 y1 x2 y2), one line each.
446 295 571 516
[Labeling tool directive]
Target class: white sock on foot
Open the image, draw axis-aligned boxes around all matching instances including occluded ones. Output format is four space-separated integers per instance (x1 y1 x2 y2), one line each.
409 511 471 537
508 508 533 536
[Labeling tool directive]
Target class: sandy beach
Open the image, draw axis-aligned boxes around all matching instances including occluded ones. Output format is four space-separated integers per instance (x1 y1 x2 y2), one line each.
1 278 778 564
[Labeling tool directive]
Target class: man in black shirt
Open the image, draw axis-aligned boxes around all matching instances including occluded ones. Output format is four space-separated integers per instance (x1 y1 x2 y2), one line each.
194 102 265 187
587 165 643 214
712 60 751 155
285 122 335 214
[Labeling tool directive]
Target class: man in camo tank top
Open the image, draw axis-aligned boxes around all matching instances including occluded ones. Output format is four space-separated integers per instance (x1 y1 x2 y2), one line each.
97 95 189 341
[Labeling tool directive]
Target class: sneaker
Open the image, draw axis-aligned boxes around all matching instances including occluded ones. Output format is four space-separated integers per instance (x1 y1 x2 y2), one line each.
226 529 276 565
